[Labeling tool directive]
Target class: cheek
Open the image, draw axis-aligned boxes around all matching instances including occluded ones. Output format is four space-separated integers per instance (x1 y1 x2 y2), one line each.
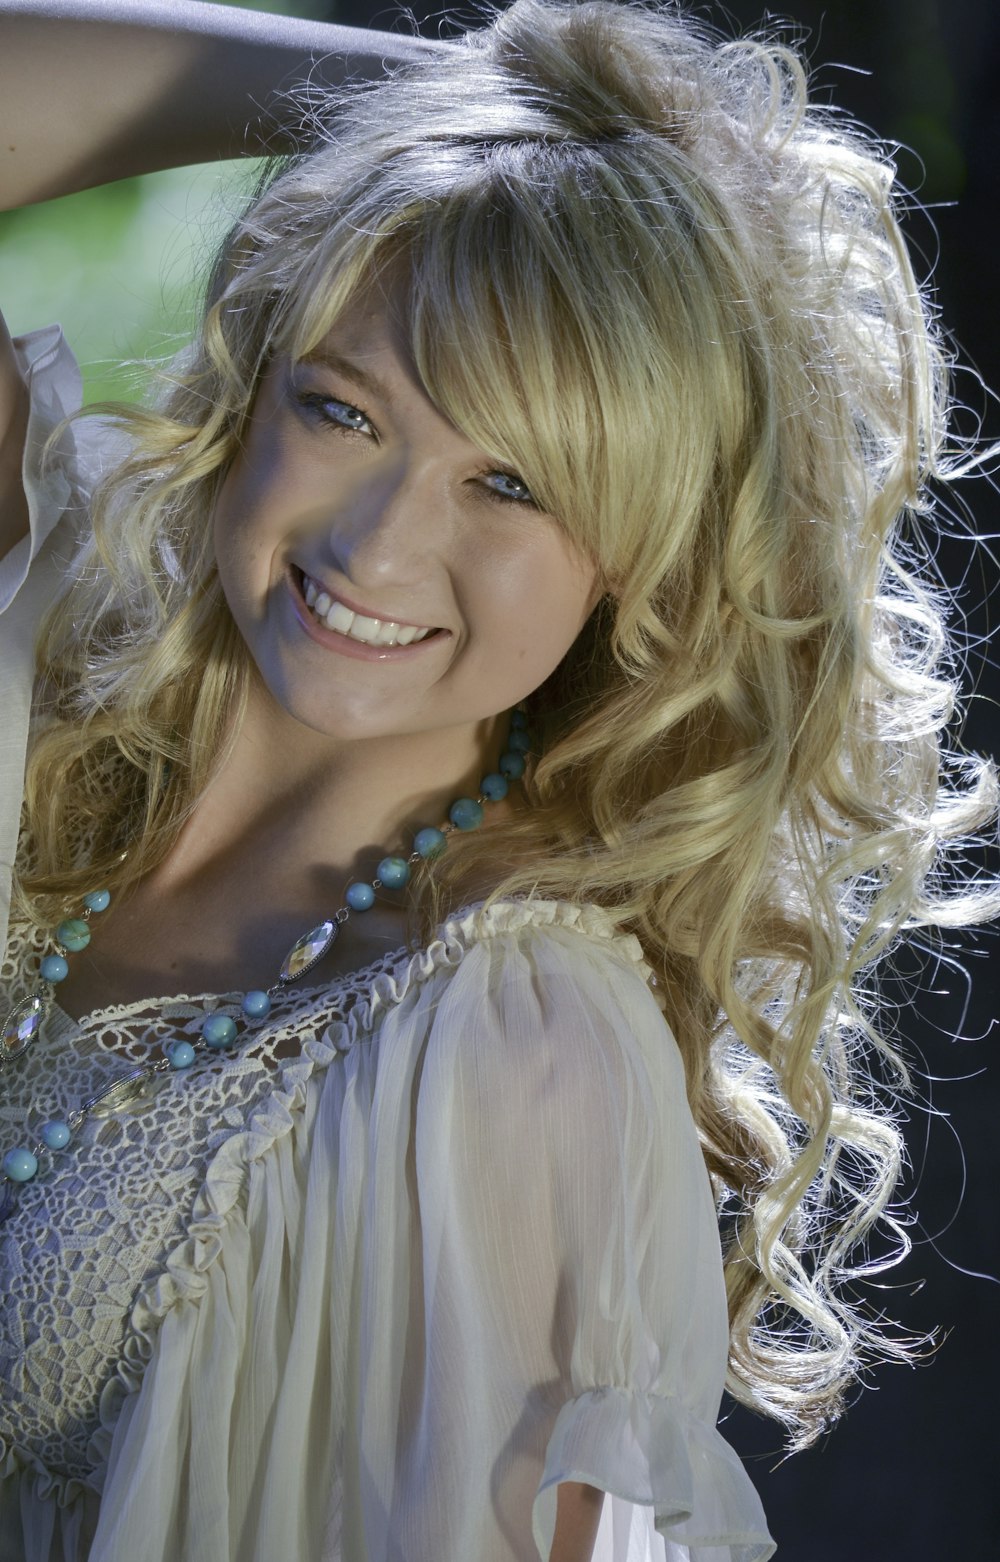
212 462 276 588
211 478 246 587
484 539 599 665
212 393 293 570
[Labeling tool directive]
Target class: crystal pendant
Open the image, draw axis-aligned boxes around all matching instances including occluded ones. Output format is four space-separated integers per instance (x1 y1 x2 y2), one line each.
279 919 338 983
81 1067 155 1118
1 994 46 1062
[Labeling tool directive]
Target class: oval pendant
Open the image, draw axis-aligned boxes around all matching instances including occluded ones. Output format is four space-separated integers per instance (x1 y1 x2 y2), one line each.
82 1067 156 1119
279 919 338 983
1 995 46 1062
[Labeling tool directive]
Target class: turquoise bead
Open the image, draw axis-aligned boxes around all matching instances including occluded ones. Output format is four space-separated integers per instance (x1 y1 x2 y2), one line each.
414 827 447 859
377 856 410 889
509 708 528 729
3 1147 38 1182
449 797 484 831
40 1120 70 1151
168 1040 196 1069
346 881 375 911
82 889 111 913
499 751 526 780
40 954 69 983
480 772 508 801
242 990 271 1020
55 918 90 953
202 1013 238 1049
506 728 531 754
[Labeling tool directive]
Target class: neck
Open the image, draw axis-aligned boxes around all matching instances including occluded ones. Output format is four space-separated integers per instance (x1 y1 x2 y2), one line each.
156 683 519 903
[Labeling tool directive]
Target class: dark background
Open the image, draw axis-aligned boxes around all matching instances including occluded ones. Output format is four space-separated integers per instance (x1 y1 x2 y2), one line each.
0 1 992 1555
327 2 1000 1556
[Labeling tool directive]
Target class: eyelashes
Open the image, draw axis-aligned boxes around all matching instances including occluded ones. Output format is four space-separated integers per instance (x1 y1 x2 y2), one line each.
291 386 538 509
295 391 374 436
481 470 534 503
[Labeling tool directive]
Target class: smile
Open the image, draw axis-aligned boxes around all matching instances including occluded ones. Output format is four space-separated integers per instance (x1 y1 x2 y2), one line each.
298 572 439 647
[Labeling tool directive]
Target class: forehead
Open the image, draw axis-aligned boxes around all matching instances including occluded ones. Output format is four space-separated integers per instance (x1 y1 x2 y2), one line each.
295 284 423 406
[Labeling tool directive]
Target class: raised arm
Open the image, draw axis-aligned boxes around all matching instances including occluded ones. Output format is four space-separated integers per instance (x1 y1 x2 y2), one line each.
0 0 446 210
0 1 446 565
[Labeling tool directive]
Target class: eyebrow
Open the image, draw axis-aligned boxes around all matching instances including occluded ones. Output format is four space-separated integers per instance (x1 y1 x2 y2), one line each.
296 347 394 408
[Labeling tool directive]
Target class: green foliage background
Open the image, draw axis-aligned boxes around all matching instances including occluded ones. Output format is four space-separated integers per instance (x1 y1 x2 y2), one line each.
2 0 969 409
0 0 315 404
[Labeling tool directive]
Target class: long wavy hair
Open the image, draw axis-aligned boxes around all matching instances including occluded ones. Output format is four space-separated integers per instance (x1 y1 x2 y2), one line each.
17 0 999 1450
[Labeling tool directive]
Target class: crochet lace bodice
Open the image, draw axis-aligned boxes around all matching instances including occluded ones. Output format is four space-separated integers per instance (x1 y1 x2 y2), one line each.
0 908 420 1488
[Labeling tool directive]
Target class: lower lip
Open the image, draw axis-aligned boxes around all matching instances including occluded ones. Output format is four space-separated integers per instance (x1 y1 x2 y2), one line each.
286 569 449 662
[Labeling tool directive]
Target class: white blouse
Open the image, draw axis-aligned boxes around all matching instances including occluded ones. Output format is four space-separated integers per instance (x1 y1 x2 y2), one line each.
0 326 775 1562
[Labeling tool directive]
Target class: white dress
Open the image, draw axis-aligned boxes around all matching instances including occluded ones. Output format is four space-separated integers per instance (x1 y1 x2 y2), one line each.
0 327 776 1562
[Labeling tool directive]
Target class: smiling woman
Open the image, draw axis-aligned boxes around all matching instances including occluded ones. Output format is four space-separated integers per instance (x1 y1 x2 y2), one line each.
210 283 601 746
0 3 997 1562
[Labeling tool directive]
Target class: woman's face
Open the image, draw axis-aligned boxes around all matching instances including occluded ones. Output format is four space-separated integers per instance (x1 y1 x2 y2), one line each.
212 288 603 748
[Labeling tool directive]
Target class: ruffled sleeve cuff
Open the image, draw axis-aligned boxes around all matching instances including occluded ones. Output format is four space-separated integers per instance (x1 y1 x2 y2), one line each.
0 322 97 611
533 1387 776 1562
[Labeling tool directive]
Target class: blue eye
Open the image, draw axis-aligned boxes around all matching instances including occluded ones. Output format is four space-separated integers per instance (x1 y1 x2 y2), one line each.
484 470 536 505
326 399 373 433
296 390 374 435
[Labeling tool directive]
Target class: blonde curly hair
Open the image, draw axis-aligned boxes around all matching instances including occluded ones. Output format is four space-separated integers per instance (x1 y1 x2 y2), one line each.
19 0 998 1451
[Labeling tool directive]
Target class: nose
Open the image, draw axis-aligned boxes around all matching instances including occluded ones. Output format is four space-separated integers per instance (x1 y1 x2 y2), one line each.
319 446 445 591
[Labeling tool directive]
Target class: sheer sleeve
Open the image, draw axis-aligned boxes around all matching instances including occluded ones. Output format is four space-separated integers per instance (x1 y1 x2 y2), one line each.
0 325 108 956
402 907 776 1562
0 323 99 609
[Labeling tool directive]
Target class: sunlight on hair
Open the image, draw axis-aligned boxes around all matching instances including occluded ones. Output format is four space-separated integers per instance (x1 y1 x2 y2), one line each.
18 0 999 1453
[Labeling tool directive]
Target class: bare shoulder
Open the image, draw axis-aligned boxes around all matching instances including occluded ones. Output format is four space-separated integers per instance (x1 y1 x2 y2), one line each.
0 305 29 564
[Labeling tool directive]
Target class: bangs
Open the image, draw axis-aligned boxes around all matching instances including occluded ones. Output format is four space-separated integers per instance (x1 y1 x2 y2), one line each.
406 185 611 556
273 138 693 574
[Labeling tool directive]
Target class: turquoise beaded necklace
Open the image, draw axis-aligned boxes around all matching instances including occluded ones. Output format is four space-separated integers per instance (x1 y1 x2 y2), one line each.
0 707 534 1221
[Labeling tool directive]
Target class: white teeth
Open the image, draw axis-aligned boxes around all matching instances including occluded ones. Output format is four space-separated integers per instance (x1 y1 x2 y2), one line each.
323 598 355 635
349 613 382 644
301 573 436 648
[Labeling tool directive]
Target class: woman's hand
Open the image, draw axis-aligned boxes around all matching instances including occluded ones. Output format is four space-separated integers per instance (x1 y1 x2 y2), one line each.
0 0 445 210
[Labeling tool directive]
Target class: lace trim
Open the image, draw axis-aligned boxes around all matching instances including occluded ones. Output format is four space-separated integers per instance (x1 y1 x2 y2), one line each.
50 931 422 1036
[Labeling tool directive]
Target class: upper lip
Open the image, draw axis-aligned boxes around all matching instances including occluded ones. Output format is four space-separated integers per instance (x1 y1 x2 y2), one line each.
295 567 442 633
